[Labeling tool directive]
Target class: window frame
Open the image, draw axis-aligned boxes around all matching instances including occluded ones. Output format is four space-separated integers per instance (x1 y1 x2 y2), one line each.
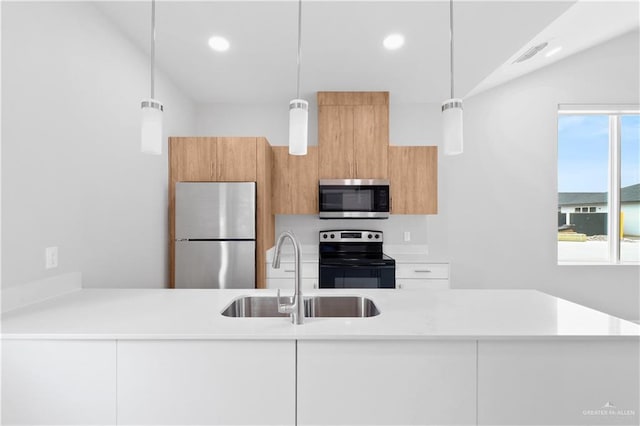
558 104 640 265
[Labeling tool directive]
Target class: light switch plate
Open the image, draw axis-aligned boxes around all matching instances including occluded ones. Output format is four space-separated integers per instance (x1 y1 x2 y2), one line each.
403 231 411 242
45 247 58 269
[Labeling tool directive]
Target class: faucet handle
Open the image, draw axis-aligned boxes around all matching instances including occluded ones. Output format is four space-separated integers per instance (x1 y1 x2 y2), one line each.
276 289 294 314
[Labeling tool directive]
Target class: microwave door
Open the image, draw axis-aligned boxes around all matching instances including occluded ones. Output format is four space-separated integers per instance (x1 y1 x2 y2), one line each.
319 181 389 219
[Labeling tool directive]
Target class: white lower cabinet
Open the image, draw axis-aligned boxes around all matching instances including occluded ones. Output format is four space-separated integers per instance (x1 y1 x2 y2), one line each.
395 262 450 289
7 337 637 426
117 340 295 425
478 340 640 425
297 340 477 425
1 340 117 425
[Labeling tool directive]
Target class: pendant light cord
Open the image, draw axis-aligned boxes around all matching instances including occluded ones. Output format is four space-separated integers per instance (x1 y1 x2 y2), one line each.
449 0 454 99
150 0 156 99
296 0 302 99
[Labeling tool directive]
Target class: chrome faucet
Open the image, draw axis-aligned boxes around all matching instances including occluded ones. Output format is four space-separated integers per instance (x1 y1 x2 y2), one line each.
272 231 304 325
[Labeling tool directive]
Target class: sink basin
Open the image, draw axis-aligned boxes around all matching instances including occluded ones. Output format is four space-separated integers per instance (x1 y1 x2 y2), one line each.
305 296 380 318
220 296 292 318
221 295 380 318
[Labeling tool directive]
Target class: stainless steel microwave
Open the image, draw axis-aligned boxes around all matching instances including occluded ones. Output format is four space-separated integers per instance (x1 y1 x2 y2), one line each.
318 179 390 219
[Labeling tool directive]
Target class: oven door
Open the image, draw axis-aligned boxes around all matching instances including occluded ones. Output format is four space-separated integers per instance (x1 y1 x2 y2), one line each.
319 263 395 289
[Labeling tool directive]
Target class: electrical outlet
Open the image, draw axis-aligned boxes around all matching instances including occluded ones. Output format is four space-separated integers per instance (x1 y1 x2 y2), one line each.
403 231 411 242
45 247 58 269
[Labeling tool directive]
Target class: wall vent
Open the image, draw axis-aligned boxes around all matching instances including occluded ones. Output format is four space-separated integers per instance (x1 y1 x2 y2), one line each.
513 42 548 64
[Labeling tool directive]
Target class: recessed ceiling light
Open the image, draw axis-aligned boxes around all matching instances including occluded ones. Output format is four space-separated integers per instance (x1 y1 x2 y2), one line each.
545 46 562 58
208 36 230 52
383 34 405 50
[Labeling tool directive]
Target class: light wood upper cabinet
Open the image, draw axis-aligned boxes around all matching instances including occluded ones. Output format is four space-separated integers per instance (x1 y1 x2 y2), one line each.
216 137 257 181
169 137 217 181
318 106 354 178
272 146 318 214
169 137 257 182
389 146 438 214
353 104 388 178
318 92 388 179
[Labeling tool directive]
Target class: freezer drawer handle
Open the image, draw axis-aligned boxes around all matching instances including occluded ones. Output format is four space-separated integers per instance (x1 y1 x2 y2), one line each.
414 269 432 273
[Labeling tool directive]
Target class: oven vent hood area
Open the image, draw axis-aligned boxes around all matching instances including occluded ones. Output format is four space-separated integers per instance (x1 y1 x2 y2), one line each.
318 179 390 219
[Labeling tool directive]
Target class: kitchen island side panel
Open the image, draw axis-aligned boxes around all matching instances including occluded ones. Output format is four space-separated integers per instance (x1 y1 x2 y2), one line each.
478 339 640 425
297 340 477 425
117 340 295 425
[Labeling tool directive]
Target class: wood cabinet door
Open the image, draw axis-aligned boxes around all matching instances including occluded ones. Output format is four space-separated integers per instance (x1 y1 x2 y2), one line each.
216 137 257 181
353 104 389 178
389 146 437 214
169 137 217 181
272 147 318 214
318 105 355 178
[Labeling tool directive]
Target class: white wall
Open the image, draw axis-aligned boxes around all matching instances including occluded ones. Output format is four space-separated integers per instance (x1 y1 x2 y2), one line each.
440 30 639 320
1 2 196 290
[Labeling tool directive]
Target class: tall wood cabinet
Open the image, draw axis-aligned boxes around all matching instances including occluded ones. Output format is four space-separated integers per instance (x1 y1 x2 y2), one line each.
318 92 389 179
388 146 438 214
169 137 273 288
272 146 318 214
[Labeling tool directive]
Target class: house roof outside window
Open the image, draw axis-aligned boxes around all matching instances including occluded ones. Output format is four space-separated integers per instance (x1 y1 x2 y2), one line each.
558 183 640 206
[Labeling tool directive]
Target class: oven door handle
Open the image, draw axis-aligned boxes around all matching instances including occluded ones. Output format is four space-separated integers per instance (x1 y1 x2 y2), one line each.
320 263 392 267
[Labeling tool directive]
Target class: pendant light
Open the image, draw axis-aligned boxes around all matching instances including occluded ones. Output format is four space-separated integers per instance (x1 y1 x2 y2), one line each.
288 0 308 156
442 0 463 156
141 0 164 155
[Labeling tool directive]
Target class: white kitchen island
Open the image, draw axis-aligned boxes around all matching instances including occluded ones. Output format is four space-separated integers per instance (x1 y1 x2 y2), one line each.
2 288 639 425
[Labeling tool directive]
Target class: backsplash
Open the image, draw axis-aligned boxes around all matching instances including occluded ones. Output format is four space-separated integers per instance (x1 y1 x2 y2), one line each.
275 215 428 246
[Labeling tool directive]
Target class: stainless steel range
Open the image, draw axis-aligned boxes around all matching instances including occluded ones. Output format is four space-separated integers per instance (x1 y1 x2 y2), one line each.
318 230 395 289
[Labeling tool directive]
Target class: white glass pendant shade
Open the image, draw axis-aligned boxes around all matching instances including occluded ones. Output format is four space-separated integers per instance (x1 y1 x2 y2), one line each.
141 99 164 155
289 99 308 156
442 98 463 156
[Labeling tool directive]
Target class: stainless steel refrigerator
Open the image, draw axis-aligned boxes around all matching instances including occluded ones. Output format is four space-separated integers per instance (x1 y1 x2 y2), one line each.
174 182 256 289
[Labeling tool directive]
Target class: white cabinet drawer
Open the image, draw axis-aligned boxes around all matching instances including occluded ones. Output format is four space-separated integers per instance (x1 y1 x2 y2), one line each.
266 262 318 279
396 263 449 279
397 279 450 290
266 278 318 290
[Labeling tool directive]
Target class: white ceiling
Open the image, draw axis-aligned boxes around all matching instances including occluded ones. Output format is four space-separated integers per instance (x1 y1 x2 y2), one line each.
95 1 637 105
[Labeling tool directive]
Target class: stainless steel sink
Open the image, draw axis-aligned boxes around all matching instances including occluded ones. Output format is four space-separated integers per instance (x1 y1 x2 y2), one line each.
304 296 380 318
220 296 292 318
221 295 380 318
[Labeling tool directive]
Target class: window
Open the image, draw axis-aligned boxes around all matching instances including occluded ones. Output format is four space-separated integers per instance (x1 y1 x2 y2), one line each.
557 105 639 264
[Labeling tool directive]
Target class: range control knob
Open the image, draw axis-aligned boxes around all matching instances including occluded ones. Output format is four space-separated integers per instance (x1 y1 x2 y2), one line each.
374 234 380 239
330 234 335 239
367 234 373 239
323 233 328 239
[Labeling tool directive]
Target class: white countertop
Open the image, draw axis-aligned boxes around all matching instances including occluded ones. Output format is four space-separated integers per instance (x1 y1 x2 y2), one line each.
2 289 638 340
